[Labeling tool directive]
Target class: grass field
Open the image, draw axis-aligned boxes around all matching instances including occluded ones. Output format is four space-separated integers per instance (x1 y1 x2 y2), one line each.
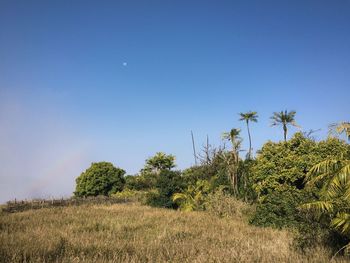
0 203 345 262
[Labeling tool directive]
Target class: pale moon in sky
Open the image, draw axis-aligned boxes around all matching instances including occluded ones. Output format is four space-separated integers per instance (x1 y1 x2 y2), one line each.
123 62 127 66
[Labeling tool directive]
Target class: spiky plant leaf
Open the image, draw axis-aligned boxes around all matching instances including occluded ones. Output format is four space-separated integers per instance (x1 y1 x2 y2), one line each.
300 200 334 213
332 213 350 235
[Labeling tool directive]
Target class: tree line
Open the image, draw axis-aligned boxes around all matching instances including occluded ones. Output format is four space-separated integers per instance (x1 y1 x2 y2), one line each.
74 111 350 256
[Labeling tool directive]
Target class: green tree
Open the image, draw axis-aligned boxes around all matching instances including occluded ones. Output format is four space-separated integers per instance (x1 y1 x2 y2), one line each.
239 111 258 159
74 162 125 197
144 152 176 174
125 153 176 191
271 110 300 142
222 128 242 195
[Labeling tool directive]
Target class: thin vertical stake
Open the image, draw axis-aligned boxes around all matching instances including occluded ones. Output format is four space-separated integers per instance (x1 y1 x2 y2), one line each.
191 130 197 166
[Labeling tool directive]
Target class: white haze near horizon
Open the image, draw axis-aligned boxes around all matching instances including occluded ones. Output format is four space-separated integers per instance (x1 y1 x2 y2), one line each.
0 92 93 203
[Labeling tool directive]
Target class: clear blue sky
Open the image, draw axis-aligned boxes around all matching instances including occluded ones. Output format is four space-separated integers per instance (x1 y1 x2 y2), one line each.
0 0 349 202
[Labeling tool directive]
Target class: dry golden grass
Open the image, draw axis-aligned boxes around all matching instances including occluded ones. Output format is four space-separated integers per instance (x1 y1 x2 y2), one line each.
0 203 345 262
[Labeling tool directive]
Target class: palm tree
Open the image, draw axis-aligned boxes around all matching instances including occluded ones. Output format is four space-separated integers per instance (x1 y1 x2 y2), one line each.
222 128 242 195
271 110 300 142
222 128 242 156
239 111 258 159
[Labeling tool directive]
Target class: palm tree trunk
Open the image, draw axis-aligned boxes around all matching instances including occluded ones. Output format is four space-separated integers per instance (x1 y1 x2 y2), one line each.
231 149 237 196
283 124 287 142
246 120 252 159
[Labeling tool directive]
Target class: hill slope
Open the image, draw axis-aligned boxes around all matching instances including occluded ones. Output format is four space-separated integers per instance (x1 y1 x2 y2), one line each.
0 203 343 262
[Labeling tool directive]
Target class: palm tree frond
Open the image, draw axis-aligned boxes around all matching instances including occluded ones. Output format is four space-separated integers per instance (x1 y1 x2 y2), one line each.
332 213 350 234
300 200 335 213
306 159 341 180
305 171 335 187
326 176 346 198
172 193 187 202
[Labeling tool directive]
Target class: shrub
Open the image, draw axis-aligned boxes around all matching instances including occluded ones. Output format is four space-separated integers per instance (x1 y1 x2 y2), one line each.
250 133 350 228
172 180 212 211
124 173 158 190
145 170 185 208
249 186 312 228
293 210 349 253
74 162 125 197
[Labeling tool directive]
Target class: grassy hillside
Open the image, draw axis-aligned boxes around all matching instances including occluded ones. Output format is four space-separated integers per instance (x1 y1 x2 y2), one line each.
0 203 345 262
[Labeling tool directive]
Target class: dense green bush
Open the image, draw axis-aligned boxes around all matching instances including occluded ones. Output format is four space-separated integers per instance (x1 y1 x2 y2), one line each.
293 210 349 253
250 133 350 228
74 162 125 197
146 170 185 208
124 173 158 190
249 186 312 228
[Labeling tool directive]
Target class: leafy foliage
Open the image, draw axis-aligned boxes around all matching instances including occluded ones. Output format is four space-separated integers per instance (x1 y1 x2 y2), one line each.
144 152 176 174
250 186 312 228
300 158 350 253
145 170 185 208
172 180 211 211
74 162 125 197
124 173 158 190
236 159 257 201
250 133 350 228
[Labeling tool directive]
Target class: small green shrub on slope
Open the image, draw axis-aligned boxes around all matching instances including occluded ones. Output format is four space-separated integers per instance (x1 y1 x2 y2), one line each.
75 162 126 197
